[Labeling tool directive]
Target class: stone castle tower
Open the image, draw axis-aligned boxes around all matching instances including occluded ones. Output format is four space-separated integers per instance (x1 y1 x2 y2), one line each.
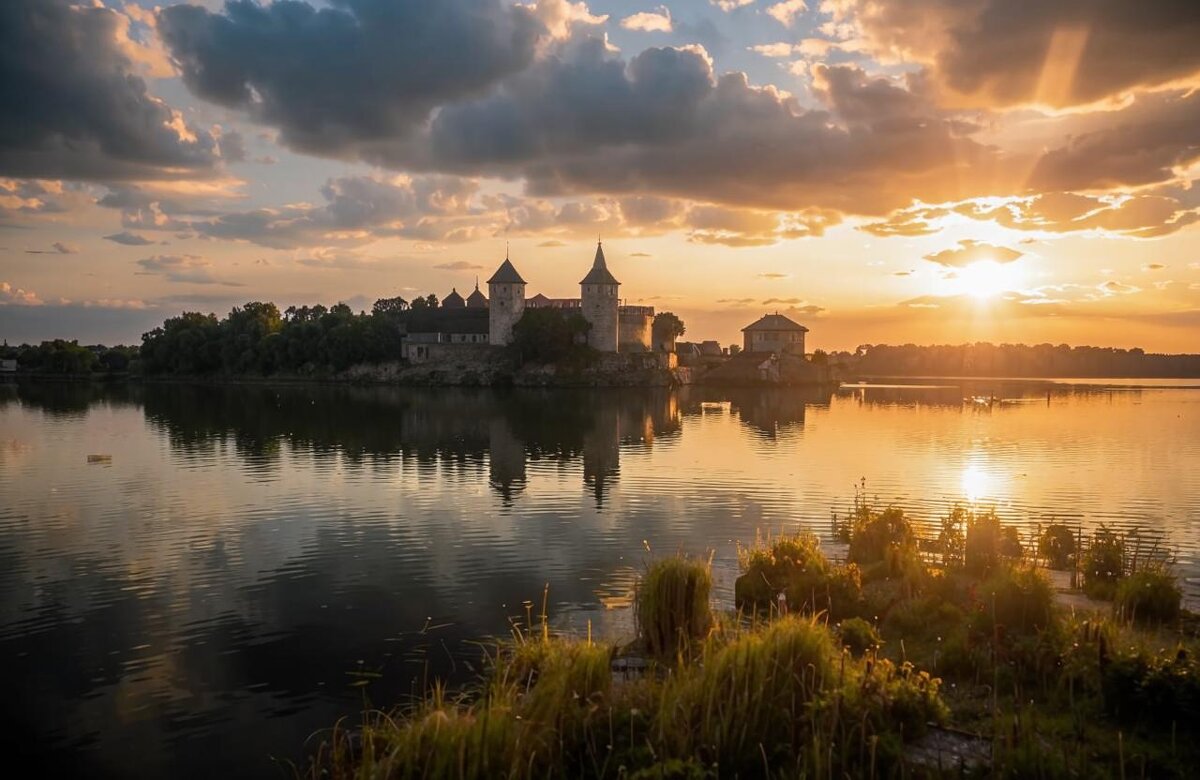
487 255 526 346
580 240 619 352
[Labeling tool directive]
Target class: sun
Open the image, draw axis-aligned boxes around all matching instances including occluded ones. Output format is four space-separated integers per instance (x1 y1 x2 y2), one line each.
952 260 1027 300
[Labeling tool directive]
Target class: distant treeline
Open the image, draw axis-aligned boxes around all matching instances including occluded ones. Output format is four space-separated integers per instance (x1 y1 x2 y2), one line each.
1 340 137 375
139 300 408 375
840 343 1200 378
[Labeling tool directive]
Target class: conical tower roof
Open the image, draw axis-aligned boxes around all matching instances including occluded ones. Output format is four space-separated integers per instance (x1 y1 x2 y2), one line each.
466 280 488 308
580 241 620 286
443 287 465 308
488 257 526 284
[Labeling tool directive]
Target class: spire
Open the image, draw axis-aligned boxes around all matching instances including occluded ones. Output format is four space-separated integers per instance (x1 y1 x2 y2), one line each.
581 240 620 286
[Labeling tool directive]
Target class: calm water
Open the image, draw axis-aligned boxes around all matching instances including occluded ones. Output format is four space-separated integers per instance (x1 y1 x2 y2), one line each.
2 380 1198 777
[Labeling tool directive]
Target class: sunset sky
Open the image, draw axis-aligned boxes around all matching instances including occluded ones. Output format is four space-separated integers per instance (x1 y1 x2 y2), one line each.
2 0 1198 351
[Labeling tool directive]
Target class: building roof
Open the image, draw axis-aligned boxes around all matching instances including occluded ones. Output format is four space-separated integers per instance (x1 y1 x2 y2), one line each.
580 241 620 286
488 258 526 284
443 287 465 308
466 283 487 308
741 313 809 333
406 307 489 335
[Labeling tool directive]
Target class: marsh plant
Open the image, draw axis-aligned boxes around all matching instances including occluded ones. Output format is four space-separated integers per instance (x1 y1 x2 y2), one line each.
309 505 1196 779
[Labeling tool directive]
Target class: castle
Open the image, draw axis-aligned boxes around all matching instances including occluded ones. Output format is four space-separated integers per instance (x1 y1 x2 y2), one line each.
406 242 655 359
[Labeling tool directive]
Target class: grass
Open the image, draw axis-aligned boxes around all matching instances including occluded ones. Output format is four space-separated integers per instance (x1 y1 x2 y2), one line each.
635 554 713 658
306 506 1199 779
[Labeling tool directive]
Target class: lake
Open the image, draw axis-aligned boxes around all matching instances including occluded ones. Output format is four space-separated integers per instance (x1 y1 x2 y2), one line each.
2 380 1198 778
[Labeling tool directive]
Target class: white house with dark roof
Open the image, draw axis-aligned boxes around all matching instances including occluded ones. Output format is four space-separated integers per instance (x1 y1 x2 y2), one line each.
742 313 809 355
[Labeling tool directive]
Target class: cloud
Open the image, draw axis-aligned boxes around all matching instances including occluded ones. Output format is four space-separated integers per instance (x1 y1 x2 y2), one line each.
25 241 78 255
135 254 243 286
621 8 673 33
434 260 485 270
538 239 567 247
0 281 42 306
869 187 1200 240
104 231 156 246
191 174 483 248
923 240 1023 267
826 0 1200 109
711 0 755 10
159 0 544 158
1099 280 1141 295
762 297 803 305
716 297 756 304
893 270 913 276
0 0 219 180
1144 263 1166 271
630 251 652 257
758 272 790 279
1028 89 1200 192
296 249 382 271
766 1 808 28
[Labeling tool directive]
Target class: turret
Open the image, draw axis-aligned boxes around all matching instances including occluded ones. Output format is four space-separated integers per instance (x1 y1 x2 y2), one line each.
580 240 619 352
487 254 526 345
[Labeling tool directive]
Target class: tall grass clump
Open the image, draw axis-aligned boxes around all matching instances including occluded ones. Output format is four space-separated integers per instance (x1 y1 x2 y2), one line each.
666 615 945 771
1115 567 1182 625
636 554 713 658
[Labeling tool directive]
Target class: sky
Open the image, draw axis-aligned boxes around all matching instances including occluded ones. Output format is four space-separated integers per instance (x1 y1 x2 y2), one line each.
1 0 1198 352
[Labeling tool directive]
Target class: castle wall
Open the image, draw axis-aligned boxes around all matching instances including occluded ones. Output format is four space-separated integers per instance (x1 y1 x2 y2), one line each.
618 307 654 352
488 281 525 346
581 283 619 352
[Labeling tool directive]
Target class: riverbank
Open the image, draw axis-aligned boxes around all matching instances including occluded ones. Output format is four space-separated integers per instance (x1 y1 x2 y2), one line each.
308 504 1199 779
9 350 839 388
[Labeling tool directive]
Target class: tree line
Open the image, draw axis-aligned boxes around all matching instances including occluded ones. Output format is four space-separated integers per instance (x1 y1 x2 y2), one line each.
836 342 1200 378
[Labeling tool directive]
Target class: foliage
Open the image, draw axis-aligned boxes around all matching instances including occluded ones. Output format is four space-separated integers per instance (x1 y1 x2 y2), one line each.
963 506 1022 574
636 555 712 658
652 311 686 339
1082 527 1126 600
846 341 1200 379
140 300 405 375
837 499 920 580
735 532 863 620
1115 568 1182 625
10 339 99 374
1038 522 1076 570
837 617 881 656
508 307 593 365
971 566 1057 637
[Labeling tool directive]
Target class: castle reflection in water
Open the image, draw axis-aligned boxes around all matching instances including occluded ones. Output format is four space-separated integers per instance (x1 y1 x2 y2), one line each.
7 382 834 508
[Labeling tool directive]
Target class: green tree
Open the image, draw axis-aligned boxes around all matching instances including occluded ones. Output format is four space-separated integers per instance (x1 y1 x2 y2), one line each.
510 308 592 364
653 311 686 339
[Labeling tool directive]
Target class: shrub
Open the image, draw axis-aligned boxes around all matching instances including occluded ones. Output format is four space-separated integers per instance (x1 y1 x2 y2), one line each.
964 508 1021 574
637 556 713 657
1115 569 1181 625
1038 523 1076 570
847 505 916 570
1082 527 1125 600
735 533 864 620
1102 648 1200 732
838 617 881 655
972 566 1056 636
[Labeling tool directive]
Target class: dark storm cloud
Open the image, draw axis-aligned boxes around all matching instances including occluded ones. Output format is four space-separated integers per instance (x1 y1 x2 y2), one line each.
158 0 543 157
416 45 988 213
0 0 219 180
1028 90 1200 192
831 0 1200 108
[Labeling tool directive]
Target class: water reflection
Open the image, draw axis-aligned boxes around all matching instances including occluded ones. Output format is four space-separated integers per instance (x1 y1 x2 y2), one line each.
1 380 1197 779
